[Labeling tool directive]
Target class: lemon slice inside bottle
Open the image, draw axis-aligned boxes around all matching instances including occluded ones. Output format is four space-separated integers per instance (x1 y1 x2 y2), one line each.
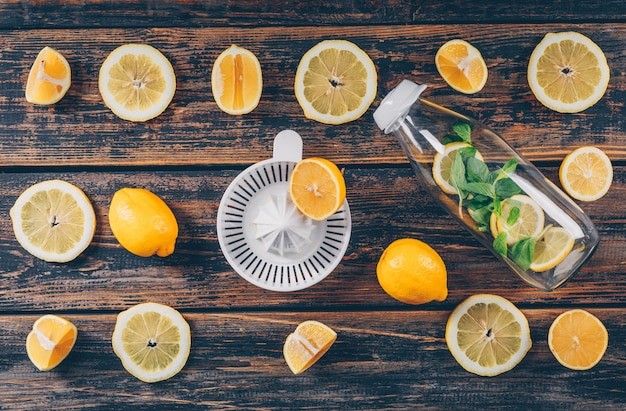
530 226 575 272
432 142 484 195
495 194 545 245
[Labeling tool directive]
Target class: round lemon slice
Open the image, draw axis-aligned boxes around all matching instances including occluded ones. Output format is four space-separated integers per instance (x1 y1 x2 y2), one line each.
99 44 176 122
294 39 377 125
446 294 532 376
432 142 483 195
495 194 545 245
10 179 96 263
530 226 575 272
112 302 191 383
548 309 608 370
559 146 613 201
528 31 610 113
288 157 346 221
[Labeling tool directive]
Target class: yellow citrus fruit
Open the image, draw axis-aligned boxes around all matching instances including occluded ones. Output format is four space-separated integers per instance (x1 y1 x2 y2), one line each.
559 146 613 201
10 179 96 263
294 39 377 124
446 294 532 376
528 32 610 113
112 302 191 383
432 142 484 195
495 194 545 245
376 238 447 305
530 226 575 272
25 46 71 105
435 39 488 94
108 187 178 257
26 315 78 371
211 44 262 115
283 320 337 375
288 157 346 221
99 44 176 122
548 309 608 370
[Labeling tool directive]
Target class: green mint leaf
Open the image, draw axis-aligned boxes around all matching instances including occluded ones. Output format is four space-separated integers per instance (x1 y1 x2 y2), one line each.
501 158 518 174
463 194 492 211
460 182 496 199
491 159 519 184
458 147 477 162
450 150 467 195
469 205 493 228
506 206 520 226
493 197 502 217
493 232 508 257
509 237 537 271
466 156 490 183
443 133 463 144
495 177 522 198
452 123 472 143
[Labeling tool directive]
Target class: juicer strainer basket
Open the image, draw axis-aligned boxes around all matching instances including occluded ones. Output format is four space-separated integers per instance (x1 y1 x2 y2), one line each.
216 130 351 292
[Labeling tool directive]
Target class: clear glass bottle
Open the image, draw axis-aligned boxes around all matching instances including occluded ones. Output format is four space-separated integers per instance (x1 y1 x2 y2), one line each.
373 80 599 291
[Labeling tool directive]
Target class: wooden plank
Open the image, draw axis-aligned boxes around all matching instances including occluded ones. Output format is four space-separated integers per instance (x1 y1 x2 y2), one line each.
0 1 625 29
0 167 623 312
1 309 624 410
0 24 624 167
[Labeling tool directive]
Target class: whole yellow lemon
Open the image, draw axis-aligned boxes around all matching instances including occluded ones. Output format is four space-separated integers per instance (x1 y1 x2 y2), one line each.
376 238 448 305
109 188 178 257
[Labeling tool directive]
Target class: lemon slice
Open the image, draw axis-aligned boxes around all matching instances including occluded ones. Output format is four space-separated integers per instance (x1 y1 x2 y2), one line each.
528 31 610 113
10 179 96 263
288 157 346 221
99 44 176 122
530 226 575 272
548 309 608 370
283 320 337 375
495 194 545 245
211 45 262 115
26 315 78 371
559 146 613 201
25 46 71 105
432 142 483 195
435 39 488 94
294 39 377 124
112 302 191 383
446 294 532 376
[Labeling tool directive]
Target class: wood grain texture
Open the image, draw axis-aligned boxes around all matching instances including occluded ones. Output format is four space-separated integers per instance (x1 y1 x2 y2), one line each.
1 0 626 29
0 310 624 410
1 1 625 410
0 167 623 313
0 24 625 167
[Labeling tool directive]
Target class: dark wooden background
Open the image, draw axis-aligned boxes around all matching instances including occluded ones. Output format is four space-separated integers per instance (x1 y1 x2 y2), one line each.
1 1 625 410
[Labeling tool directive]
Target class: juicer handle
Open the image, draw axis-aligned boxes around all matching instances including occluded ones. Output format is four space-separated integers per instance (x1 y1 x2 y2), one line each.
273 130 303 162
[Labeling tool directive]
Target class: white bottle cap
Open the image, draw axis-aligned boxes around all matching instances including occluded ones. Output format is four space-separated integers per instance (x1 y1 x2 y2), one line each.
373 80 427 133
